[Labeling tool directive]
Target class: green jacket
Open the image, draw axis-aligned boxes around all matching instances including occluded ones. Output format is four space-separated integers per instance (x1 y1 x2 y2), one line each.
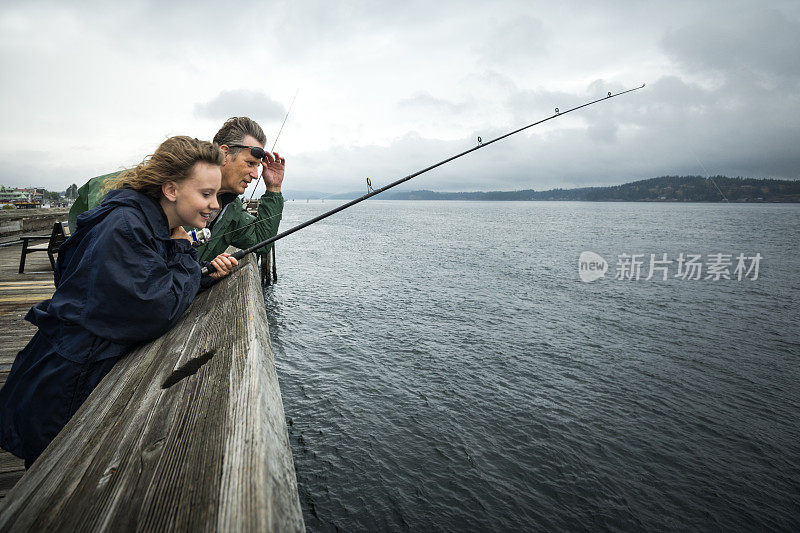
68 171 123 232
68 172 284 262
195 192 284 262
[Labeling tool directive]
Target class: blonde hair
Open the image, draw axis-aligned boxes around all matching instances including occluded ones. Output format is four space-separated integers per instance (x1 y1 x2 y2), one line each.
103 136 224 199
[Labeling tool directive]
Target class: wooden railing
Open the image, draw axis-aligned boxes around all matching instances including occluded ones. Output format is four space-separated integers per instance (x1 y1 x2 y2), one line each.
0 253 304 531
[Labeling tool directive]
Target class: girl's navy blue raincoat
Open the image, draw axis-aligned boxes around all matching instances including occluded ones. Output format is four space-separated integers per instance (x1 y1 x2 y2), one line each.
0 188 203 466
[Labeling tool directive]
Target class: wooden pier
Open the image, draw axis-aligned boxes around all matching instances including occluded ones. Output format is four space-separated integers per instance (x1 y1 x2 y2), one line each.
0 208 69 245
0 248 303 531
0 244 54 496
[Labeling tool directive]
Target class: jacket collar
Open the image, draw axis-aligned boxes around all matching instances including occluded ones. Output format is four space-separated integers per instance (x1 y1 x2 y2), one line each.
209 192 240 229
78 188 171 240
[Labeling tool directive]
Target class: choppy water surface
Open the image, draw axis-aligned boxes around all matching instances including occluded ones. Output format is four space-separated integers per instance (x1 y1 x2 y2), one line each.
264 201 799 532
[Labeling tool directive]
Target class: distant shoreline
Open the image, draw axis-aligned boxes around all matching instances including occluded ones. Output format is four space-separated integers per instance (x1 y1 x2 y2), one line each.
287 198 800 203
284 176 800 203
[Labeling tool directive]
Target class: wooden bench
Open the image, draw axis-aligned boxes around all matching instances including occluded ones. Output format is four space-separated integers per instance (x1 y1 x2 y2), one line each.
18 221 69 273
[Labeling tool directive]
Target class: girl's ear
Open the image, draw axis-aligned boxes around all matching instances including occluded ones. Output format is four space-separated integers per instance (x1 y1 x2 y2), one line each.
162 181 179 202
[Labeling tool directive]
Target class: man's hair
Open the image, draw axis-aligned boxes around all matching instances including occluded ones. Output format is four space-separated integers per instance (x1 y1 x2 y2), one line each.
104 136 224 200
213 117 267 157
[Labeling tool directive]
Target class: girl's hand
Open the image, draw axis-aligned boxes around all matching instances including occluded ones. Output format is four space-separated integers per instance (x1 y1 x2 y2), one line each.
208 253 238 280
171 226 192 241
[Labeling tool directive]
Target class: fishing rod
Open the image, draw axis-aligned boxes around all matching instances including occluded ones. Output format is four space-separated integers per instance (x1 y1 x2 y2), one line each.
203 83 646 275
248 88 300 202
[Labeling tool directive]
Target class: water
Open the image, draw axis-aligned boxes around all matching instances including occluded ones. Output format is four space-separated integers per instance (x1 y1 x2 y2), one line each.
264 201 800 531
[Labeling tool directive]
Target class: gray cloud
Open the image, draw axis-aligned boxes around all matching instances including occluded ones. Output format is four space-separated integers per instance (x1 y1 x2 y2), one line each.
397 93 468 114
194 90 287 122
662 8 800 80
269 1 457 60
0 151 118 192
476 15 548 65
2 0 800 193
285 67 800 195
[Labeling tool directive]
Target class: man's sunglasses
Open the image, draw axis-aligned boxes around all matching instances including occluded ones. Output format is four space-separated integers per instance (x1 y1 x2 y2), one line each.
228 144 268 160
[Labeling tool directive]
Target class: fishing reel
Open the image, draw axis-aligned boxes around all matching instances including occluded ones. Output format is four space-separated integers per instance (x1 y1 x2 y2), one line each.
188 228 211 247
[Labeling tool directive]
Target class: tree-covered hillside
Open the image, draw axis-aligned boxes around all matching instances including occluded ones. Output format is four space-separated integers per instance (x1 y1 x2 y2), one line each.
372 176 800 202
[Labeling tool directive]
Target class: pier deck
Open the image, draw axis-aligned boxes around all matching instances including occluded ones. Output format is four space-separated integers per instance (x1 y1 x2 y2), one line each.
0 244 56 496
0 208 69 245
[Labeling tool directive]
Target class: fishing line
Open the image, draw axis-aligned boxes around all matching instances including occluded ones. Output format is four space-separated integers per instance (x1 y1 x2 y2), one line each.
200 181 350 249
690 147 729 202
248 88 300 202
197 210 284 248
203 83 646 275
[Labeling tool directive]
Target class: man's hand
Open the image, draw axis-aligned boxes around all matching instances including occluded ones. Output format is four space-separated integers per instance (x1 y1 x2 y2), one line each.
262 151 285 193
208 253 239 280
171 226 192 242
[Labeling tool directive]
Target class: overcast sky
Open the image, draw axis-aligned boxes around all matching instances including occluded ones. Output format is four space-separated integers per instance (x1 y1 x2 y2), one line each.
1 0 798 194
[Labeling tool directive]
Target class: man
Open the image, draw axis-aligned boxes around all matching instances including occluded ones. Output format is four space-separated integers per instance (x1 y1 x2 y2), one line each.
196 116 284 262
68 116 285 262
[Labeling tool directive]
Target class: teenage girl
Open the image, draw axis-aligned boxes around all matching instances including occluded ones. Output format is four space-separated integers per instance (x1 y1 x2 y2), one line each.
0 136 238 467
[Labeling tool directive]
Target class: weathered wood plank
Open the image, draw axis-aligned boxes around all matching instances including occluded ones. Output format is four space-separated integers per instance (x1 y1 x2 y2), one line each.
0 243 56 495
0 208 69 244
0 451 25 499
0 253 304 531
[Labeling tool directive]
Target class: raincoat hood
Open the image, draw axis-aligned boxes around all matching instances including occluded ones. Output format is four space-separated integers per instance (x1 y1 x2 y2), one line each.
75 187 170 242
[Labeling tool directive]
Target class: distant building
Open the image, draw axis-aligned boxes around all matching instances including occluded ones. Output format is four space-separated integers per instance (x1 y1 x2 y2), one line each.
0 186 27 204
0 185 43 208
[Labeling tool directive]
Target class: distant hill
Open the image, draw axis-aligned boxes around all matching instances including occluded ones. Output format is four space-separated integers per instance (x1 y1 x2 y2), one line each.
288 176 800 202
281 189 332 200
